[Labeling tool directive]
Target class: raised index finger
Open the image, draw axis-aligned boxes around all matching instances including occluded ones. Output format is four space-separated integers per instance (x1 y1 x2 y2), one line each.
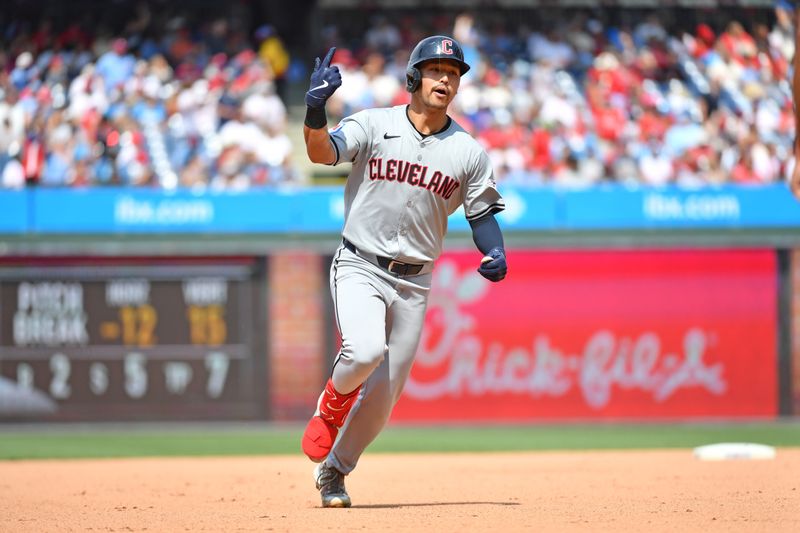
320 47 336 68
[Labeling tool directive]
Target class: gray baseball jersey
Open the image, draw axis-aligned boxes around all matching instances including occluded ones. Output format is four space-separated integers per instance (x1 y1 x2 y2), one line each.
328 104 505 264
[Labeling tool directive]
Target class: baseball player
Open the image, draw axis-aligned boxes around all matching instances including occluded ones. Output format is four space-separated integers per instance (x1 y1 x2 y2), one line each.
301 36 507 508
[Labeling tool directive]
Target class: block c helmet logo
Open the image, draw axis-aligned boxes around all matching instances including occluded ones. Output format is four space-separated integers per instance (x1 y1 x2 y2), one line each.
441 39 453 55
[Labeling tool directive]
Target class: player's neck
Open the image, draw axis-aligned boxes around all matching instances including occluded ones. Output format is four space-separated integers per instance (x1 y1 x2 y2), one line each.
406 102 449 136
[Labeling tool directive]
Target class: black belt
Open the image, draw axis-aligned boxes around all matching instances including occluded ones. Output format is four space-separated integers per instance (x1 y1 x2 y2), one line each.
343 238 424 277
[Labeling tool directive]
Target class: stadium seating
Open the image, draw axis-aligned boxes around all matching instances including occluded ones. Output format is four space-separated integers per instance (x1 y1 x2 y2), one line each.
0 4 795 188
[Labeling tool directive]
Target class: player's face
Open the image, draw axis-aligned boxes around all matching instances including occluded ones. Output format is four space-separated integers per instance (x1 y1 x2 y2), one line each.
417 59 461 110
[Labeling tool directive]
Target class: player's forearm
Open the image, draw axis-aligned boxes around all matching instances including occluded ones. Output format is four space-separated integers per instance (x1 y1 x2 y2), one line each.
468 213 505 254
304 124 336 165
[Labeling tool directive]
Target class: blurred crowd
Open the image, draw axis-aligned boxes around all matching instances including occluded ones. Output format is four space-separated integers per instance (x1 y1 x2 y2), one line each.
323 5 797 187
0 3 297 189
0 3 797 189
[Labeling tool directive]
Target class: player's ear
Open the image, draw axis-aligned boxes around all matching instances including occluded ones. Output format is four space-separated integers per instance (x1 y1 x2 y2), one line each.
406 67 421 93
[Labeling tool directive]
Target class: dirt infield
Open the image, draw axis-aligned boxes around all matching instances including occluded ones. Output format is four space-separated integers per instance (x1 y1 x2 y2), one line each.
2 450 799 532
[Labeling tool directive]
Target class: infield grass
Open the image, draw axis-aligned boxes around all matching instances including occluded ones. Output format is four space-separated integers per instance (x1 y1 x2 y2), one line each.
1 421 799 460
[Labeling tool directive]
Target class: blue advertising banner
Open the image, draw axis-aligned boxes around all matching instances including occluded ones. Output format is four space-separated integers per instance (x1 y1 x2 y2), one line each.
30 188 346 233
0 190 29 232
563 184 800 229
447 186 559 231
7 184 800 234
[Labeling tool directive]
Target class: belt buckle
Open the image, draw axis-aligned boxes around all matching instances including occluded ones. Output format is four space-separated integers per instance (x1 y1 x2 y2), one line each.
387 260 403 275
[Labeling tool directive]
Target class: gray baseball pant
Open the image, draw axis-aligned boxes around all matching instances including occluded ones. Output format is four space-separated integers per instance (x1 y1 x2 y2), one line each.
325 244 431 475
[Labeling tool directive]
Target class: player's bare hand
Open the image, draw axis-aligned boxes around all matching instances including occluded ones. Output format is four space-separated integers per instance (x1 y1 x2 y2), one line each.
306 47 342 108
478 247 507 282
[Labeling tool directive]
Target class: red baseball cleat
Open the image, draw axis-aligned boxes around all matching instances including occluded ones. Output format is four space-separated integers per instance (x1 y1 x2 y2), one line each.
302 379 361 462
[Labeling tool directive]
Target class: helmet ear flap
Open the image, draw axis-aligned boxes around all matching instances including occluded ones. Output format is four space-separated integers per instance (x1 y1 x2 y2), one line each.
406 66 421 93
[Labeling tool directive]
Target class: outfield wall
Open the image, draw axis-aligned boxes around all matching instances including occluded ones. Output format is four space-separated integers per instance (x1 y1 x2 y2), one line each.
0 185 798 422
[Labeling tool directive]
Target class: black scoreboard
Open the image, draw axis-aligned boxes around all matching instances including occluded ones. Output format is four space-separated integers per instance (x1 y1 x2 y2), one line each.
0 260 267 421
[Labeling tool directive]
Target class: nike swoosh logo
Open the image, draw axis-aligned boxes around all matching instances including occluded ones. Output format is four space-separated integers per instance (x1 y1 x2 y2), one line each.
310 80 329 92
384 133 401 139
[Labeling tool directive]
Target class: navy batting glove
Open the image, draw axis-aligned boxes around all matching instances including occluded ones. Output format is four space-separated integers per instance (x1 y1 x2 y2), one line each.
305 47 342 108
478 247 507 282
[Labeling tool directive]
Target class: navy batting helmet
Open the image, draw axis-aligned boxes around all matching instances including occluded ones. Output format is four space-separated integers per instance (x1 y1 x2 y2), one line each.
405 35 470 93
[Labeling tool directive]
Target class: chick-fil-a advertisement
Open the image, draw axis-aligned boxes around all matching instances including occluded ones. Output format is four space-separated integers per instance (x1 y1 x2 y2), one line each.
393 249 777 422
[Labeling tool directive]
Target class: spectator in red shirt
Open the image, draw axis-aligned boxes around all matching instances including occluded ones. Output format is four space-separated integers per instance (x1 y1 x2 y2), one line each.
592 99 627 143
720 21 759 70
731 149 760 184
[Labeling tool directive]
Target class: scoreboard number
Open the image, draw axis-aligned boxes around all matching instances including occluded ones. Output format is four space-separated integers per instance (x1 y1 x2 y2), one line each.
17 362 34 390
187 305 227 346
118 304 158 347
205 351 230 398
49 353 72 399
90 362 109 396
124 352 148 399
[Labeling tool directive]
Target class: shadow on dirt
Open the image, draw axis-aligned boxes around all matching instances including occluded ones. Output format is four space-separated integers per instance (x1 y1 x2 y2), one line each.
354 501 521 509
